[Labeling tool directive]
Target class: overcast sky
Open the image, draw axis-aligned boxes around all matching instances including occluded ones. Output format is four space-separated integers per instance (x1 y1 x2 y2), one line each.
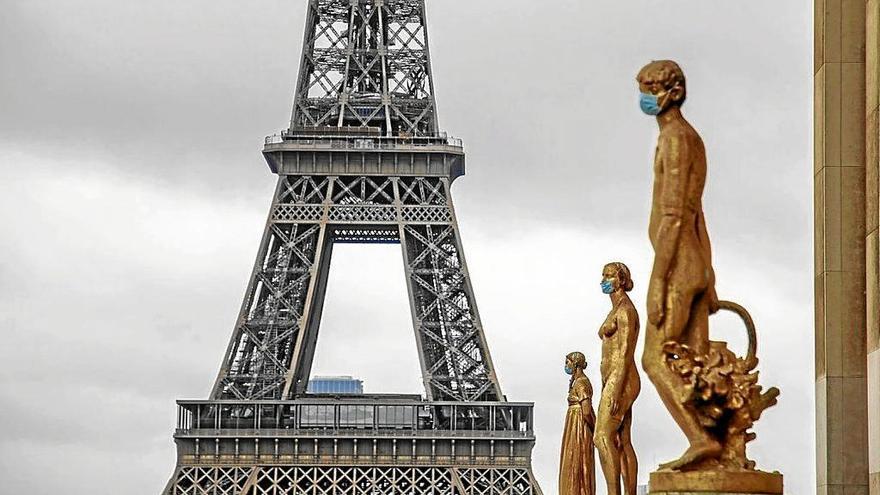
0 1 812 493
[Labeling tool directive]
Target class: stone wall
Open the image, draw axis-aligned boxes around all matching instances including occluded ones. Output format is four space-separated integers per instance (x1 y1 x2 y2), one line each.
867 1 880 493
814 0 871 494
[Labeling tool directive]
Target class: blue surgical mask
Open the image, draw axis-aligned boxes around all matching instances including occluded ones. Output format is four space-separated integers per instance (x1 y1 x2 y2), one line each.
601 279 614 294
564 366 573 375
639 92 661 115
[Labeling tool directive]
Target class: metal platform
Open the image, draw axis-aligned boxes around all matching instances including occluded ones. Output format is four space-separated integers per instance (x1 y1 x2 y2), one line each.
165 398 540 494
262 133 465 179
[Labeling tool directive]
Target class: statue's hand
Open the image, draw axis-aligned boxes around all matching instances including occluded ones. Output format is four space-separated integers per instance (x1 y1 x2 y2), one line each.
610 398 620 417
707 284 720 314
582 408 594 428
647 279 665 326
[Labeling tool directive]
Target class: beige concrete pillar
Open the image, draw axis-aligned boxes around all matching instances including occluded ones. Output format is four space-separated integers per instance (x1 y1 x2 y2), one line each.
815 0 869 494
867 1 880 493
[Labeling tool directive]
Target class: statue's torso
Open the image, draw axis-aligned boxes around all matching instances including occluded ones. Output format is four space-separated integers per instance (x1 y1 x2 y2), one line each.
567 376 592 406
600 300 640 385
649 119 711 264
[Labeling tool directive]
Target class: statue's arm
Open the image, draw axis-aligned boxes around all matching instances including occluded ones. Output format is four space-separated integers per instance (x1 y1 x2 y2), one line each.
577 379 595 426
581 401 595 430
647 134 692 325
698 212 720 313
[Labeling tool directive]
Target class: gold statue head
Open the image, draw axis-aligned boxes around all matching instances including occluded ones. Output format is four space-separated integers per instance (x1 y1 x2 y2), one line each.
636 60 686 114
601 261 634 294
565 351 587 375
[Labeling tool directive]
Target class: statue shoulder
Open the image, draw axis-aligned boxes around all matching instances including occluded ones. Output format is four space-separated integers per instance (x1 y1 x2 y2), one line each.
572 375 592 394
611 301 635 326
660 119 703 147
622 299 640 326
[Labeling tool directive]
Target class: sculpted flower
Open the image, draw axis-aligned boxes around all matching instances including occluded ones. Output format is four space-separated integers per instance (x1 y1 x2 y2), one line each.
661 336 779 468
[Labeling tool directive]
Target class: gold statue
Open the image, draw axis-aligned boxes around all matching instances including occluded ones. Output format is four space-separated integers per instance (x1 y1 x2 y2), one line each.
559 351 596 495
636 60 782 492
595 262 640 495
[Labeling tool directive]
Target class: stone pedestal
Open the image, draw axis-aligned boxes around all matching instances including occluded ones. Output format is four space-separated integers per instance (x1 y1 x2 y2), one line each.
648 470 783 495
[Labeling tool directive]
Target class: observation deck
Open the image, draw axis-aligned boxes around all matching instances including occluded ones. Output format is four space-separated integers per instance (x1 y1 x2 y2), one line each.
262 128 465 180
172 397 536 468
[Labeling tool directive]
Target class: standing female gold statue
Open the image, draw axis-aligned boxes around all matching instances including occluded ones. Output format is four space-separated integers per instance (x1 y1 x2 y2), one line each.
559 351 596 495
595 262 640 495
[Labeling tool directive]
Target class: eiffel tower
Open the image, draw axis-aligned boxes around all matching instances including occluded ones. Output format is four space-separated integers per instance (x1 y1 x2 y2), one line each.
162 1 542 493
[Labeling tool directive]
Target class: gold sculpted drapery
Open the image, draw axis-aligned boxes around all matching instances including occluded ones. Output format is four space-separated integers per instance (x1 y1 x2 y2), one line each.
559 352 595 495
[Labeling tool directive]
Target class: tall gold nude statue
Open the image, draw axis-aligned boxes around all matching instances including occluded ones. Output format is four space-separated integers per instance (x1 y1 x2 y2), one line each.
559 351 596 495
595 262 640 495
636 60 782 493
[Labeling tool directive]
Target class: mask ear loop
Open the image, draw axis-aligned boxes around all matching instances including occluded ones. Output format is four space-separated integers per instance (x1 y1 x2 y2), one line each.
656 83 681 112
654 89 670 113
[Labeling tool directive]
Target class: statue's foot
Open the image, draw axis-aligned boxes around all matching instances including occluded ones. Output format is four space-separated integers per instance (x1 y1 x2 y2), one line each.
658 439 722 471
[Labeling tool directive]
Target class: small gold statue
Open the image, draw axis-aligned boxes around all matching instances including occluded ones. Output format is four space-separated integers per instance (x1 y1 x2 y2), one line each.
559 351 596 495
595 262 640 495
636 60 782 493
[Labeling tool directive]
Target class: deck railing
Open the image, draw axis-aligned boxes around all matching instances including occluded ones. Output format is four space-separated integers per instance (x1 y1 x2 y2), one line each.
264 133 463 150
176 399 533 436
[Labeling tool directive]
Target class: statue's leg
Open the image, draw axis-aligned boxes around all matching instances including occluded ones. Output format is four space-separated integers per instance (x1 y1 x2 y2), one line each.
594 403 622 495
645 284 721 470
619 411 638 495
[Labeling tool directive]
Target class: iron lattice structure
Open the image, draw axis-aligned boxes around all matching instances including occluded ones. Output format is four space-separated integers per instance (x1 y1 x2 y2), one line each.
163 0 542 493
291 0 437 136
172 466 535 495
164 399 540 495
211 174 503 403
